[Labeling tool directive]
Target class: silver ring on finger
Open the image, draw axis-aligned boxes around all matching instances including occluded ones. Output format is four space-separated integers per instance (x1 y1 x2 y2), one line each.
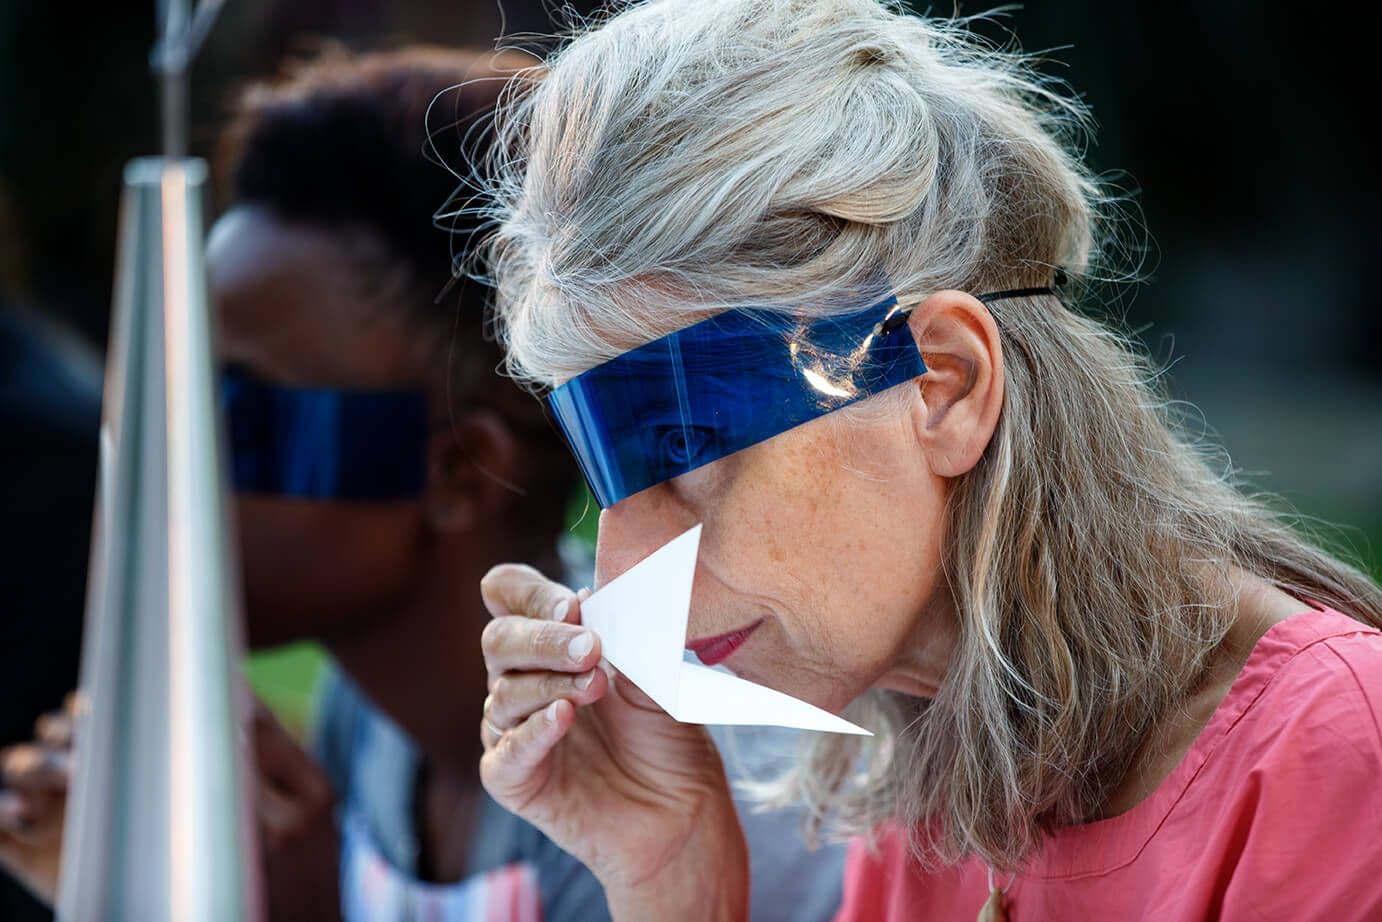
480 695 506 746
482 716 506 745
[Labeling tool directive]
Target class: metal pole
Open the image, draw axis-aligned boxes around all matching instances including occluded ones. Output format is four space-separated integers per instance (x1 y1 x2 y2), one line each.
56 0 259 916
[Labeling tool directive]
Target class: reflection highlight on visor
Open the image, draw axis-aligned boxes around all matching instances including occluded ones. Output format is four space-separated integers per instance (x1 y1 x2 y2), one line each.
799 366 856 399
546 293 926 507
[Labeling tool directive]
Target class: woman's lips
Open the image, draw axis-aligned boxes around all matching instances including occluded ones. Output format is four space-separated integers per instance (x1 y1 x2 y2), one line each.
685 619 764 667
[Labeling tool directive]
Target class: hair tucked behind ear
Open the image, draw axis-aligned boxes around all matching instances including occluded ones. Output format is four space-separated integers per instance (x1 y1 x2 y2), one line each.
477 0 1382 869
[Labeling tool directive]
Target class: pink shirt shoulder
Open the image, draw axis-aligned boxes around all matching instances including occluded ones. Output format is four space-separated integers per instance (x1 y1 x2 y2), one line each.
834 607 1382 922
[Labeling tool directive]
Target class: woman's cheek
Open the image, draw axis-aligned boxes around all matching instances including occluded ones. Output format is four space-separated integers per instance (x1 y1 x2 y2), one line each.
741 610 874 712
235 496 420 646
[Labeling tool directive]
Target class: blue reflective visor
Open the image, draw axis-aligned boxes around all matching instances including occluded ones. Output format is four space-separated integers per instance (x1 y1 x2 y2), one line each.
221 367 428 501
547 294 925 508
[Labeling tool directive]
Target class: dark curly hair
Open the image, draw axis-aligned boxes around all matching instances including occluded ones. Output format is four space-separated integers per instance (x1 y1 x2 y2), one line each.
216 45 574 509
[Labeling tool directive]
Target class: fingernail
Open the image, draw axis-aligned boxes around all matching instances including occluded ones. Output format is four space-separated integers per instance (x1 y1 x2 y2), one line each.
552 599 570 621
576 670 596 690
577 586 593 602
568 631 594 662
545 701 560 724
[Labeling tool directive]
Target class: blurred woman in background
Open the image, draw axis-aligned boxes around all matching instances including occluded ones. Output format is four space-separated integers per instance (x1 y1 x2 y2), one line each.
209 46 600 921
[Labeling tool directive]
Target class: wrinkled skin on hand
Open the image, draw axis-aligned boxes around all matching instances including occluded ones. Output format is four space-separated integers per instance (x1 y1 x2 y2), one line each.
478 565 748 917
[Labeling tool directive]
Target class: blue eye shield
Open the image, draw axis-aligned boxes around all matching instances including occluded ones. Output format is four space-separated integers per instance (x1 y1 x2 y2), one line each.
221 367 428 501
547 293 920 509
546 285 1058 508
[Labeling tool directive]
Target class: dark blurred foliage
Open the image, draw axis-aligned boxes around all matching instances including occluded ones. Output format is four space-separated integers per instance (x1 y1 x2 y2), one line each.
938 2 1381 577
0 305 100 920
943 1 1381 373
0 0 602 343
0 307 100 742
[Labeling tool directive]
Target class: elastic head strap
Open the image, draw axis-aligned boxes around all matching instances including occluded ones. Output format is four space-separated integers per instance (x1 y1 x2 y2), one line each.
877 272 1066 336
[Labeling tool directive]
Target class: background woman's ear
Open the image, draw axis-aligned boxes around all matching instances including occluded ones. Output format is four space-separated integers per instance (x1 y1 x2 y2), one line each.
423 410 524 534
905 289 1005 478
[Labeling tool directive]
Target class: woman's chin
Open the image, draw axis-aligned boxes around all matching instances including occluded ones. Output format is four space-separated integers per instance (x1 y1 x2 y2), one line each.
721 655 851 715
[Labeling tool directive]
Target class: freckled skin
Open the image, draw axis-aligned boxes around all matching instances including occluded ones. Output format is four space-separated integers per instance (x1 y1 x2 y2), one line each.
481 289 1318 905
589 292 1007 715
596 396 958 714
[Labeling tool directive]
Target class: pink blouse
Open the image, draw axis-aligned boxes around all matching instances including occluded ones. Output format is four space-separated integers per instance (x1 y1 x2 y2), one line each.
835 606 1382 921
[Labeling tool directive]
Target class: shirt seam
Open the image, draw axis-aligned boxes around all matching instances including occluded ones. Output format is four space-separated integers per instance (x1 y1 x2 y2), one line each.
1320 638 1382 753
1033 624 1379 881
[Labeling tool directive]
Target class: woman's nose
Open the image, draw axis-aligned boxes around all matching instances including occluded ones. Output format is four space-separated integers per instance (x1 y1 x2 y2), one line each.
593 484 701 587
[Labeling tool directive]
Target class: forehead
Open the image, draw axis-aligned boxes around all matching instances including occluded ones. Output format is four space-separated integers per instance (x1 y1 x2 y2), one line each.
206 206 425 389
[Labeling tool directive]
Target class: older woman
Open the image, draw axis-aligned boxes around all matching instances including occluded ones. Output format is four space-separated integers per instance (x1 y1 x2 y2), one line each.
474 1 1382 920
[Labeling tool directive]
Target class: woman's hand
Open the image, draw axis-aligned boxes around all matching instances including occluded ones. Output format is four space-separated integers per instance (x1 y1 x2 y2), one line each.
0 694 343 921
0 696 75 905
479 564 748 920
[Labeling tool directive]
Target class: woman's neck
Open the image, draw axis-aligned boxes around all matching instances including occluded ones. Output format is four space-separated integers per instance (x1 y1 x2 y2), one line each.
1096 570 1310 819
323 535 566 881
412 755 486 883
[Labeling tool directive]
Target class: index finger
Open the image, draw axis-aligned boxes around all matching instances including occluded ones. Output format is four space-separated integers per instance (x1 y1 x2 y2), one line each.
481 563 580 624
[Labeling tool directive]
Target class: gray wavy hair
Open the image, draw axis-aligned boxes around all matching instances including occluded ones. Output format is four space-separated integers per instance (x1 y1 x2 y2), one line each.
477 0 1382 869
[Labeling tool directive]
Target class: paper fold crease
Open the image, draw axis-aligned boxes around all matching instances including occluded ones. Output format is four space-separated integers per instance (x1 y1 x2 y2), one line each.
580 525 870 736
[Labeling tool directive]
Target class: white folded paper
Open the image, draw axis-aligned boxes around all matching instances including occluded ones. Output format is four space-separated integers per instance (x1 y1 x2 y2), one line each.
580 525 870 735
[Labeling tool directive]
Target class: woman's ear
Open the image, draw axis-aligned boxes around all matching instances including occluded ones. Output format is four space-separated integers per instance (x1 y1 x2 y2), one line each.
423 410 524 534
905 289 1004 478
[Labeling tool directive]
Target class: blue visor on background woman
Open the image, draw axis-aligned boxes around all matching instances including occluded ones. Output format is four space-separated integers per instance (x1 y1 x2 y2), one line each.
546 294 926 508
221 367 428 501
